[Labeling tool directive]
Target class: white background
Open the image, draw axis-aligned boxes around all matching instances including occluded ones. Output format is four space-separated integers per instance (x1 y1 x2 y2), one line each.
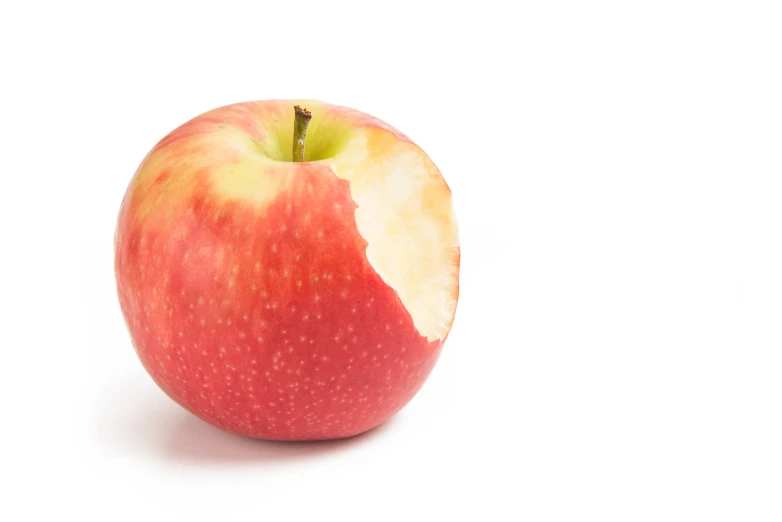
2 1 781 520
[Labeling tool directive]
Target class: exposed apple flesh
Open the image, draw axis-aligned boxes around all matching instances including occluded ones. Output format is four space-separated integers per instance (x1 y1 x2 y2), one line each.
115 100 460 440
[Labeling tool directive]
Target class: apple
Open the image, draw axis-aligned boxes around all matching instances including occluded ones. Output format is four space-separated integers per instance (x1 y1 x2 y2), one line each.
115 100 460 440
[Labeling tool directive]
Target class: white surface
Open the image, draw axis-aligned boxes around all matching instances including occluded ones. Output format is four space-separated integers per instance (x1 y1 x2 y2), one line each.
2 1 781 520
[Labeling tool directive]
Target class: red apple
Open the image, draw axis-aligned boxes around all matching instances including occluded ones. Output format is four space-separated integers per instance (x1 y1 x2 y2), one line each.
115 100 460 440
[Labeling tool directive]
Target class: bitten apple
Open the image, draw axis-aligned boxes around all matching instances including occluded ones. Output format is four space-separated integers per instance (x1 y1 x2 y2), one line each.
115 100 460 441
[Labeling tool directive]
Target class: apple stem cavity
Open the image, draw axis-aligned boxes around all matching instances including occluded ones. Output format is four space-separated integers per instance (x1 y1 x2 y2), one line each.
292 105 312 162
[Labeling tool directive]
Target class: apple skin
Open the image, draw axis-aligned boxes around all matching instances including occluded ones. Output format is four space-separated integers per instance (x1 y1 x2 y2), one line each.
115 100 459 441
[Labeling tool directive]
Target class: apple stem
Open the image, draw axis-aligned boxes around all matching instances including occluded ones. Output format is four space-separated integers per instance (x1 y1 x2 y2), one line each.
292 105 312 162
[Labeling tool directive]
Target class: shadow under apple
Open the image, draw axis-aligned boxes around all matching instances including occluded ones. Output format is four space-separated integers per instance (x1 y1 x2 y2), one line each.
98 376 398 467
